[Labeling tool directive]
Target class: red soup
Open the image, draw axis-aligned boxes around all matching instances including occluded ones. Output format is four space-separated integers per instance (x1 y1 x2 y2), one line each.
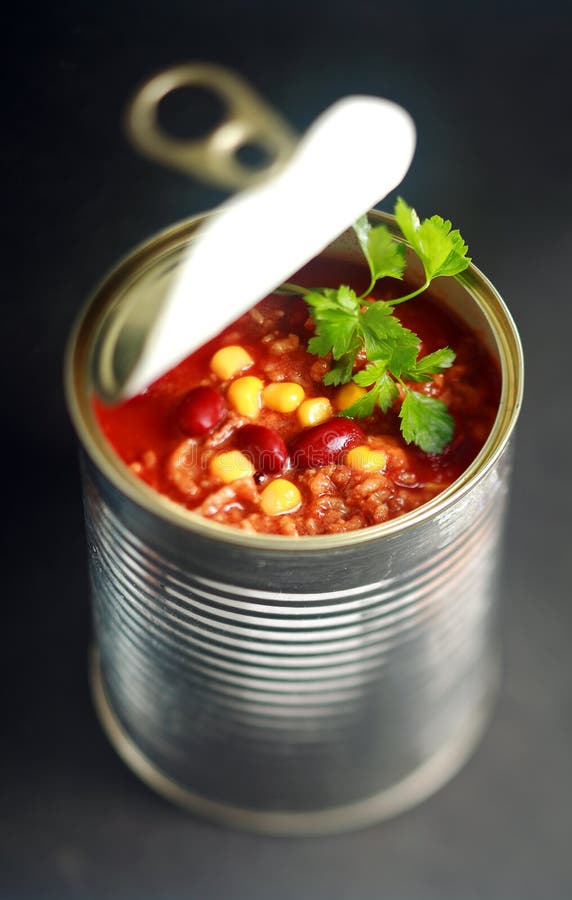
94 260 501 536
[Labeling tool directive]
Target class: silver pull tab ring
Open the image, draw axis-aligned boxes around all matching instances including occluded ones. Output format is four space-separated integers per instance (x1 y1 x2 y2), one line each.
125 63 298 190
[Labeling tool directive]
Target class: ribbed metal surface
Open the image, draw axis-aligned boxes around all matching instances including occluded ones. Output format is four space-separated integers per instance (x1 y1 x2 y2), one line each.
83 445 510 818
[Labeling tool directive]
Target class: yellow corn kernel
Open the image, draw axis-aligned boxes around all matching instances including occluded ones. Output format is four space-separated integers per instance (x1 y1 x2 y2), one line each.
335 382 367 411
209 450 255 483
227 376 264 418
297 397 333 427
263 381 306 413
210 345 253 380
345 445 387 473
260 479 302 516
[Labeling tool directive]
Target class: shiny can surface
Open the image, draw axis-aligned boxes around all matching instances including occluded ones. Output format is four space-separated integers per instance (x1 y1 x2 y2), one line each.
65 212 523 834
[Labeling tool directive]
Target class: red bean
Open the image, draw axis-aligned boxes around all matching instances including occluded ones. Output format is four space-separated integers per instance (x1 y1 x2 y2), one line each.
236 424 288 474
178 386 225 436
290 418 366 468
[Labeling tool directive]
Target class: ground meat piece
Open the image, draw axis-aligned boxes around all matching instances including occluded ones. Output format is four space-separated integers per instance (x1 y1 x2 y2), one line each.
212 507 245 524
166 439 202 497
310 357 330 382
238 518 257 532
200 477 259 517
310 494 347 515
368 436 410 471
267 333 300 355
306 469 336 496
329 466 353 489
248 307 266 325
394 471 418 487
129 450 158 480
352 474 391 500
302 516 320 535
262 359 306 382
203 412 248 449
250 303 285 331
242 513 265 531
421 373 445 397
142 450 157 468
362 495 390 523
352 346 368 371
388 493 407 514
325 513 367 533
278 516 299 536
344 514 367 531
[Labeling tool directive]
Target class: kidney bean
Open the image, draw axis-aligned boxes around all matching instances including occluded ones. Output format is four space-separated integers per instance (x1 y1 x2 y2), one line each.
236 424 288 474
290 418 366 468
178 386 225 436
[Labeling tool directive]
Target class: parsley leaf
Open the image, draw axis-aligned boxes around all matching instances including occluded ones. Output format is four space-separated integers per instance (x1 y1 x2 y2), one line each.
341 377 399 419
373 371 400 412
399 389 454 454
401 347 456 382
339 388 380 418
359 303 419 374
353 215 406 286
306 286 360 359
425 217 471 277
285 199 471 454
394 198 471 281
323 343 361 386
352 359 389 386
340 361 399 418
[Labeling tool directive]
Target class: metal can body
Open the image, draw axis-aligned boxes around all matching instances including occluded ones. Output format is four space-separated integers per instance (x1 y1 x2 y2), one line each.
66 213 523 834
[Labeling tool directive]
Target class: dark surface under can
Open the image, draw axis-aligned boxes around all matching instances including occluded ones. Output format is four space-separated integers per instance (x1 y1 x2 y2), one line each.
67 212 523 834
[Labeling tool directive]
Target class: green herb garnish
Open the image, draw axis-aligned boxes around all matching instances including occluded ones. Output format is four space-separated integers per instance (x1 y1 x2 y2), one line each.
282 198 471 454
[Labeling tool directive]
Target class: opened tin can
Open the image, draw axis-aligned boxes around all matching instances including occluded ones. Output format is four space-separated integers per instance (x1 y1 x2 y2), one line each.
65 211 523 835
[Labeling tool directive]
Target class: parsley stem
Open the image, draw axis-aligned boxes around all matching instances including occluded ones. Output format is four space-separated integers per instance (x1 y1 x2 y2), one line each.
390 280 431 306
359 277 377 300
280 277 430 306
275 282 309 296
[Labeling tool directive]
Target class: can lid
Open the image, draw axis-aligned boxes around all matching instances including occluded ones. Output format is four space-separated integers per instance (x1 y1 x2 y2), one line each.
94 65 416 402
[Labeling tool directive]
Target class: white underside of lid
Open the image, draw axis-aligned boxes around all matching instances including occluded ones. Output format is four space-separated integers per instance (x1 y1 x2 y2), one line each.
122 96 416 398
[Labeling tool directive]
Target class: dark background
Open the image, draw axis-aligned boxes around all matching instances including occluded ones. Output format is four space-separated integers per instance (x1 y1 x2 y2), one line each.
3 2 572 898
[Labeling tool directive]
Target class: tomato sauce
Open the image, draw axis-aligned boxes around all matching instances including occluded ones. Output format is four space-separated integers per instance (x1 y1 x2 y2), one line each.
94 260 501 536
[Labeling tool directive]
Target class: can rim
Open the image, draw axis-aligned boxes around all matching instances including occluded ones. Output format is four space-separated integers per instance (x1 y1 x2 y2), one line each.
64 210 524 552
